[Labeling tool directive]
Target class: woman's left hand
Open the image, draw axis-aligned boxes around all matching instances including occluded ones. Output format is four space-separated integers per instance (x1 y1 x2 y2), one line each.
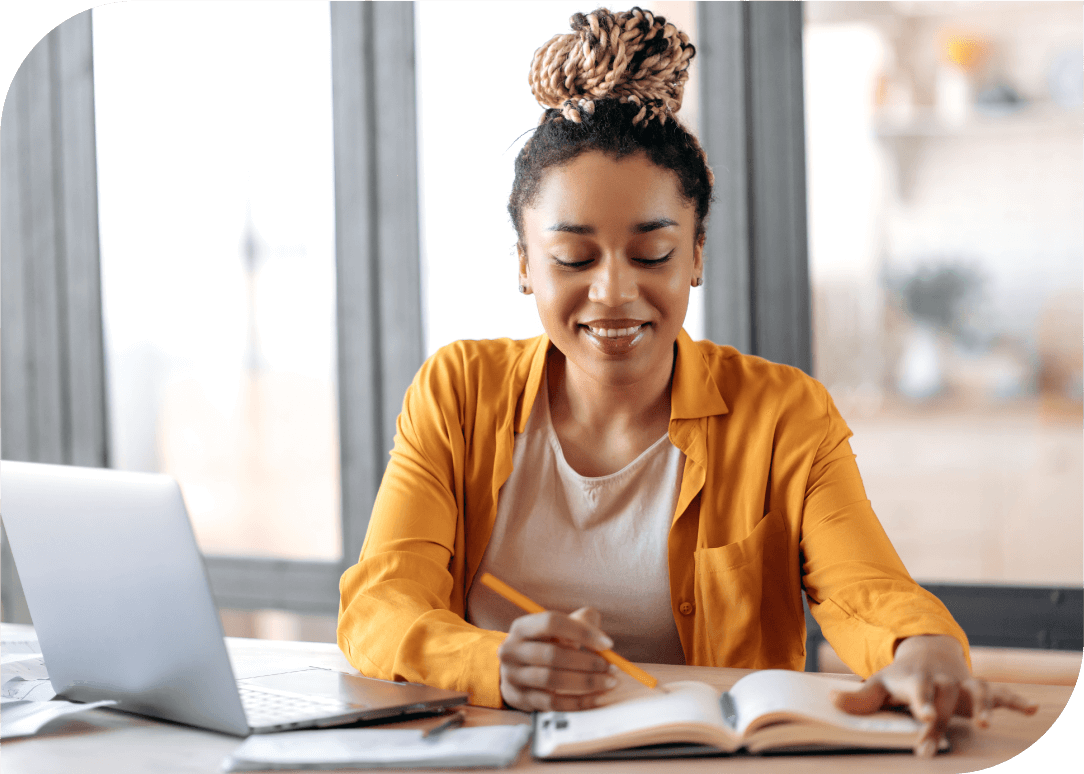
832 634 1039 757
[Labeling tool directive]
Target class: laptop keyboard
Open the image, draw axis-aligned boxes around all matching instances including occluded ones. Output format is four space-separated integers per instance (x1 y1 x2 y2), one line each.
239 684 356 729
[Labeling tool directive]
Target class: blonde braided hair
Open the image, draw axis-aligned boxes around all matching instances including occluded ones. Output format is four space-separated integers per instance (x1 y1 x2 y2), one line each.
529 7 695 126
508 7 715 243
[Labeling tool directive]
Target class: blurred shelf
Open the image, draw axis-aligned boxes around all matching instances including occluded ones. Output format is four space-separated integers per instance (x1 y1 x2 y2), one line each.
873 101 1080 200
806 0 1076 26
875 102 1081 138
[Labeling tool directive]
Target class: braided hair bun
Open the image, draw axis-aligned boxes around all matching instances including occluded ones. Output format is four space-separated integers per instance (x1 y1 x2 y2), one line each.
509 7 713 243
529 7 695 125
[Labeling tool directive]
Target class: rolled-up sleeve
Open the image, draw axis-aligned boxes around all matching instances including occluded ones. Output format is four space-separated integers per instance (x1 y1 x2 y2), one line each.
799 389 970 677
337 349 506 708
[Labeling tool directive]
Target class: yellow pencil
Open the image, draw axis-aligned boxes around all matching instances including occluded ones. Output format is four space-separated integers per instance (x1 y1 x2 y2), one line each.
478 572 659 689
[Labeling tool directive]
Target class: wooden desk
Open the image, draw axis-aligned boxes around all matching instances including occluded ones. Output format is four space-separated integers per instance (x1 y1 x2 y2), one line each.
1 624 1076 773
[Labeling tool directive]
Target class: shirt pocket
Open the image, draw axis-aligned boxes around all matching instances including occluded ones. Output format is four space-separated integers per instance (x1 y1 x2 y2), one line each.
692 511 805 669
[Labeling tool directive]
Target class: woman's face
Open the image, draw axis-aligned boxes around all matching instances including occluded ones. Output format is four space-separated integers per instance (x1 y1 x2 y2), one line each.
519 151 703 388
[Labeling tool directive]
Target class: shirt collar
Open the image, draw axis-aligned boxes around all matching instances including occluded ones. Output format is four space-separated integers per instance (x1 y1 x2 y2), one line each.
515 327 729 434
516 334 551 434
671 328 729 419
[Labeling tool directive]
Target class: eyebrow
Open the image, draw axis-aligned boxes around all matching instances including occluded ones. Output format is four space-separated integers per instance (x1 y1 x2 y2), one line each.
633 217 679 234
546 217 679 235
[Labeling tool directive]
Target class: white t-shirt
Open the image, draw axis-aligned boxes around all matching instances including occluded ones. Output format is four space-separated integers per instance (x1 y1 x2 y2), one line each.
466 372 687 665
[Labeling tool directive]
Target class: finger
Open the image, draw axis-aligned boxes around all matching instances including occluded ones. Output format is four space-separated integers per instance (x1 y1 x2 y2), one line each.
569 606 603 630
958 677 990 727
564 608 608 653
908 679 940 758
503 664 618 696
902 675 938 725
988 684 1039 716
508 611 613 651
516 687 610 712
833 679 890 715
929 677 959 734
560 608 608 656
915 736 939 759
499 639 610 673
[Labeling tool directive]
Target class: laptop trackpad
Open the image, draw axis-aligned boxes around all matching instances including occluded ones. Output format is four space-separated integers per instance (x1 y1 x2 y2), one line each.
239 668 458 710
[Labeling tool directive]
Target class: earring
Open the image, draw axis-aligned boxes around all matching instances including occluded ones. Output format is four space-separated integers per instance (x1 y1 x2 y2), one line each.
692 276 703 287
519 284 528 294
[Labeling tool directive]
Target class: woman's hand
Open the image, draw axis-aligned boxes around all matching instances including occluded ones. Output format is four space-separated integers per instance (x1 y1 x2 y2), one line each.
833 634 1039 757
497 607 618 711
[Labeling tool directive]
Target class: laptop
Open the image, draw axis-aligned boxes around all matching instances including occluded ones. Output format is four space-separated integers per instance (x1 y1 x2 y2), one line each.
0 460 468 736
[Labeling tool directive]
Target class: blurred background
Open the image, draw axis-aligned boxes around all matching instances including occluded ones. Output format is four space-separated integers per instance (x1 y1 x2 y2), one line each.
802 0 1081 682
3 1 1081 681
805 1 1082 583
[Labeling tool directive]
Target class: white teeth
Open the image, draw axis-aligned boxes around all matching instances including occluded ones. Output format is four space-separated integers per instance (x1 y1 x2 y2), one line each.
588 325 643 338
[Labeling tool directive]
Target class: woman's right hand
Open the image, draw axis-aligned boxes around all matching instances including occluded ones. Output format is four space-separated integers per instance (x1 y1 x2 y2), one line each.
497 607 619 711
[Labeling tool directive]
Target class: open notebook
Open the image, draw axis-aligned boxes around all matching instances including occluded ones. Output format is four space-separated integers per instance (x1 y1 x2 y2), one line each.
533 670 945 759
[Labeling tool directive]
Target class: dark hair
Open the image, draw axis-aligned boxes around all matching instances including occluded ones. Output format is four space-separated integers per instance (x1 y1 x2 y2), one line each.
508 7 714 244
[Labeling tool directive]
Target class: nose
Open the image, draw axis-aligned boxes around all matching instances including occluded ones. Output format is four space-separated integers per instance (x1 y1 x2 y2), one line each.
588 256 638 307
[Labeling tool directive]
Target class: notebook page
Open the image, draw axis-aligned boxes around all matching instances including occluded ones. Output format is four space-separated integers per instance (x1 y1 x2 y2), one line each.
533 680 735 757
727 670 922 737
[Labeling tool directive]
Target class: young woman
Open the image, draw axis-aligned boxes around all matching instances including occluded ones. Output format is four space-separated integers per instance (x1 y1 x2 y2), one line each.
337 7 1035 756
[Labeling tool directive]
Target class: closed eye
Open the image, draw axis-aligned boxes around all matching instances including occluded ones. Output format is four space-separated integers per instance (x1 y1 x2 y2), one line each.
552 249 674 268
635 250 675 266
552 257 593 268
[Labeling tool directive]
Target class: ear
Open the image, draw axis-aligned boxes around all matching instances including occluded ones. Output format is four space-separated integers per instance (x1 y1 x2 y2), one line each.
692 233 705 284
517 243 532 294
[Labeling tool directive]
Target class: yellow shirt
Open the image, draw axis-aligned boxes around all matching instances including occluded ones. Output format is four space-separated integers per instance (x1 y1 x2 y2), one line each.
338 330 969 708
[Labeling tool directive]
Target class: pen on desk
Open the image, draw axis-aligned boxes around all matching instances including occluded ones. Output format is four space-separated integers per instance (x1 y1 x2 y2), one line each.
422 709 466 738
477 572 659 689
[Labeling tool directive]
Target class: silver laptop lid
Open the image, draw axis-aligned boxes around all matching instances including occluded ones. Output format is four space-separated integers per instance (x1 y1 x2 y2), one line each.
1 460 249 735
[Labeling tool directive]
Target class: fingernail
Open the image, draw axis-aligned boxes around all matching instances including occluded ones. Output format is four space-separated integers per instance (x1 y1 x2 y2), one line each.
605 676 618 689
917 739 936 758
918 702 935 721
595 635 614 650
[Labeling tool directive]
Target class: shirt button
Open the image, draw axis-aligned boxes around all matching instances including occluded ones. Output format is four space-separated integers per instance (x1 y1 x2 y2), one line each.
679 602 694 616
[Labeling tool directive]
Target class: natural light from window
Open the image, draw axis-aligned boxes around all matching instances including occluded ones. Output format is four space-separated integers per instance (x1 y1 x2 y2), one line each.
93 1 341 560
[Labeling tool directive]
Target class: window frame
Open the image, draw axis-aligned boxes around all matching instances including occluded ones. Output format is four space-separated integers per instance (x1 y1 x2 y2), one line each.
698 1 813 373
2 10 109 623
0 3 425 621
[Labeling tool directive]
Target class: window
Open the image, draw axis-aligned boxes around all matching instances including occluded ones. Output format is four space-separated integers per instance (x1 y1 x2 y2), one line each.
93 1 341 563
83 1 343 640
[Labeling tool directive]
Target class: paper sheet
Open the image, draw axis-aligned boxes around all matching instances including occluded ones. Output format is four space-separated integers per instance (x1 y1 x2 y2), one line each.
1 638 41 656
223 725 532 771
2 655 48 679
2 651 42 665
1 654 55 701
2 676 57 702
0 698 117 739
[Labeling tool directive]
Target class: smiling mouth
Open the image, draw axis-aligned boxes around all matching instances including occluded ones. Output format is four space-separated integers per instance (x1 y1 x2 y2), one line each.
585 324 647 338
580 322 650 355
